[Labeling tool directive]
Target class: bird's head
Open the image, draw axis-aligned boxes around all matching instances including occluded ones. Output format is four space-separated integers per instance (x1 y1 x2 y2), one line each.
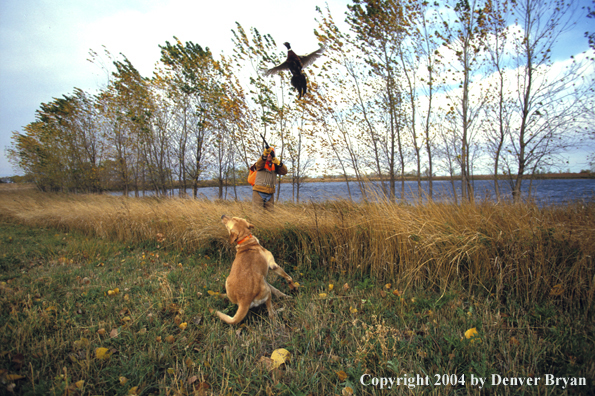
283 42 291 50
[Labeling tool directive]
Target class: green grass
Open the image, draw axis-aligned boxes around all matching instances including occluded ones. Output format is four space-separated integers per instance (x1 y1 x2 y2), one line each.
0 221 593 395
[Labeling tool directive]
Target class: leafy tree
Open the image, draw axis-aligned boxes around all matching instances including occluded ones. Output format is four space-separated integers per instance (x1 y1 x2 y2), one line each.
158 38 218 197
439 0 491 201
347 0 408 201
9 90 105 192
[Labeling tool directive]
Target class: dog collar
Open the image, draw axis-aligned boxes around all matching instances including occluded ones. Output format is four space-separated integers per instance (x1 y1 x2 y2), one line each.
237 234 252 245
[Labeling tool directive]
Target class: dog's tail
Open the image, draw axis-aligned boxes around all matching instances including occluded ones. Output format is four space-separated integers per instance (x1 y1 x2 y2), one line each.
216 304 250 325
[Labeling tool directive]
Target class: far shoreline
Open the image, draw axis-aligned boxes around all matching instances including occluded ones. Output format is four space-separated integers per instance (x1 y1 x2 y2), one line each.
298 172 595 184
2 171 593 193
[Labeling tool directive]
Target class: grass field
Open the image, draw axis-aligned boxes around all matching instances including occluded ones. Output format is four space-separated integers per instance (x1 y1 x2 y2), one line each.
0 189 593 395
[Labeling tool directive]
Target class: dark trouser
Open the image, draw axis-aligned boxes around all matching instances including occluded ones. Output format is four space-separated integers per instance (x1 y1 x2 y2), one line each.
252 190 275 211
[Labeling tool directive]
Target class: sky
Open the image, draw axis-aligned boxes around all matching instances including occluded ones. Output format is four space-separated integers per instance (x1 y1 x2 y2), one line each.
0 0 593 178
0 0 350 177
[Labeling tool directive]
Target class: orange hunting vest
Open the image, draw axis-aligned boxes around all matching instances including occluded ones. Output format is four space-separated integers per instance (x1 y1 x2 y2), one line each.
248 162 276 186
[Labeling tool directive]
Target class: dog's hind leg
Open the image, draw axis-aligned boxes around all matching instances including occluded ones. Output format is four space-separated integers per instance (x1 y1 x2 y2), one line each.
265 296 276 318
267 281 291 298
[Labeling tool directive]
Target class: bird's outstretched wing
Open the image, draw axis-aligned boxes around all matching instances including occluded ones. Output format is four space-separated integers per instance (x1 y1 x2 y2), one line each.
299 45 326 69
264 61 289 77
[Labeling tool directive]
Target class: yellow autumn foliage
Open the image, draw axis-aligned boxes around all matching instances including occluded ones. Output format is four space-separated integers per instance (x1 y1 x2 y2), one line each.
270 348 291 369
95 347 111 360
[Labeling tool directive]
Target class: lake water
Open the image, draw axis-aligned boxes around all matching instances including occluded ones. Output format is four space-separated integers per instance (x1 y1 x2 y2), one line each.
114 178 595 205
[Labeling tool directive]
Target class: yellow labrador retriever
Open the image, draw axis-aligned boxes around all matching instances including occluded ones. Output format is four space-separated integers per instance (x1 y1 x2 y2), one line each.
218 215 296 324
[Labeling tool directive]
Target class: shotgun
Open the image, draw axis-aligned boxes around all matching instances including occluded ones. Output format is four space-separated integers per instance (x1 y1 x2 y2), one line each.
259 133 275 158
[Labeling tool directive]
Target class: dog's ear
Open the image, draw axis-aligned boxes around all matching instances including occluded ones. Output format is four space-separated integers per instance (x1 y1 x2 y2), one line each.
228 228 239 244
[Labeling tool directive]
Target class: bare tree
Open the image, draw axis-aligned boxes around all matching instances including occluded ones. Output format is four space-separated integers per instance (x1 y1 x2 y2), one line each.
418 2 444 200
483 0 513 200
346 0 410 201
508 0 588 200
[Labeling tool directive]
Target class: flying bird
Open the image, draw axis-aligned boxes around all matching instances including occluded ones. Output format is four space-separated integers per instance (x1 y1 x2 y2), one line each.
264 42 325 99
290 72 308 99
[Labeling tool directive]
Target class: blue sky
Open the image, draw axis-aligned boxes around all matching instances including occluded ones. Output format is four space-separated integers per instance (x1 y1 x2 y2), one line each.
1 0 593 178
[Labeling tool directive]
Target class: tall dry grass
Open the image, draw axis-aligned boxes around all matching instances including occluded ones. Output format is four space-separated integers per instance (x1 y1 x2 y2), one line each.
1 189 593 307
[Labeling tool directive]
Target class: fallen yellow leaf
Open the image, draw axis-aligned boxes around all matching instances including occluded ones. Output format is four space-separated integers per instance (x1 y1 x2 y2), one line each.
179 322 188 330
336 370 348 381
207 290 219 296
349 306 358 314
167 368 175 375
97 328 106 336
328 284 334 291
319 293 327 298
119 376 128 385
270 348 291 369
75 380 84 389
342 386 354 396
128 386 139 395
464 327 482 344
95 347 111 360
385 283 392 289
464 327 478 339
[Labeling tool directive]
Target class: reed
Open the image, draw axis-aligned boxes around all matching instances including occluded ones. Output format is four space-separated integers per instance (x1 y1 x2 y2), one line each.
1 189 593 307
